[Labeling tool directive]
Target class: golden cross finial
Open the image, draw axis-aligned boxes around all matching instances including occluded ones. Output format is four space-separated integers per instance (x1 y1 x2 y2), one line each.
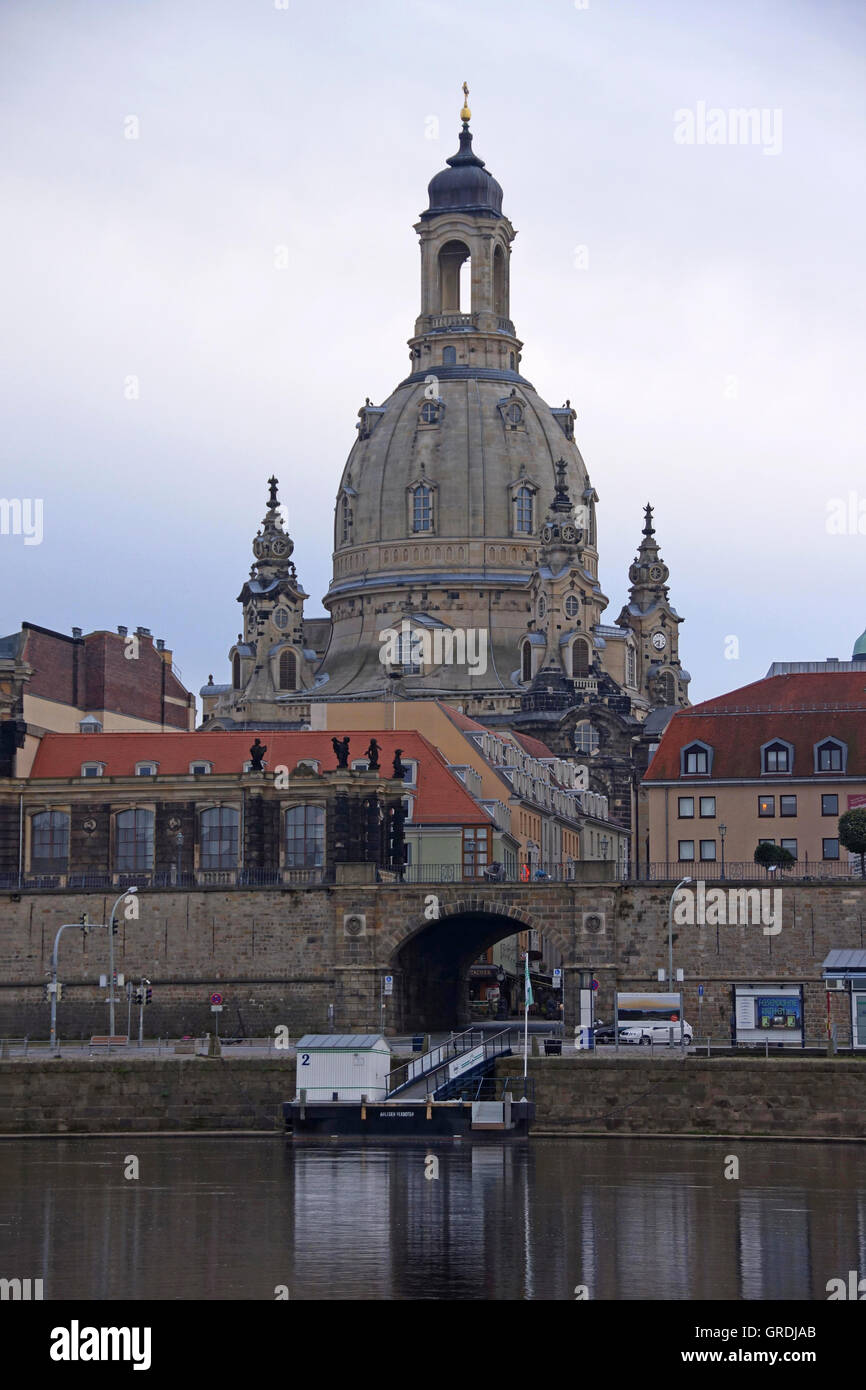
460 81 471 123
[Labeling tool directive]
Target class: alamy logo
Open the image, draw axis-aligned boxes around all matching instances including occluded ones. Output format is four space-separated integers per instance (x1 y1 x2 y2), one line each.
379 618 488 677
49 1321 152 1371
827 1270 866 1299
0 1277 43 1300
0 498 43 545
674 102 783 156
673 882 782 936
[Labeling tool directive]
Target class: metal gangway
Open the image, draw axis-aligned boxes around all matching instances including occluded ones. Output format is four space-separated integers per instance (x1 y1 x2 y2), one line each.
386 1027 519 1100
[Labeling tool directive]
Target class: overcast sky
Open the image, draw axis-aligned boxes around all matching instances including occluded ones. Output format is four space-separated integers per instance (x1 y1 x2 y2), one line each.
2 0 864 712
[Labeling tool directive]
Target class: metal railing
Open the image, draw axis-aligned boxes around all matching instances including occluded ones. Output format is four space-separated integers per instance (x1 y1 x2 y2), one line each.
618 861 865 883
387 1028 487 1096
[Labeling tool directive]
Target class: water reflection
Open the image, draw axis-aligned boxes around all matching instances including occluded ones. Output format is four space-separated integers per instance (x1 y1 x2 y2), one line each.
0 1138 863 1300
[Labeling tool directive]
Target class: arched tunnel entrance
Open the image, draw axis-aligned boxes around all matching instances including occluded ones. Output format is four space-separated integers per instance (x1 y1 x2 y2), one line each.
391 908 569 1034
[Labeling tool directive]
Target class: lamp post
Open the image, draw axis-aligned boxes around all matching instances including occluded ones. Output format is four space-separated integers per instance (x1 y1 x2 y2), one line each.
108 887 137 1035
668 876 691 994
719 823 727 881
175 831 184 885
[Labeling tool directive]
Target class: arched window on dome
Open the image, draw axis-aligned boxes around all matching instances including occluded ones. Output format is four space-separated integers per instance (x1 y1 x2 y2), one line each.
515 485 533 534
521 640 533 683
437 240 471 314
232 653 241 689
411 483 433 533
442 346 456 366
571 638 591 678
659 670 677 705
278 648 297 691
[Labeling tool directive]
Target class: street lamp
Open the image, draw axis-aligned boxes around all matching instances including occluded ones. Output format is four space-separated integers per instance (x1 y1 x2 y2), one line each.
668 876 691 994
719 823 727 881
108 886 137 1036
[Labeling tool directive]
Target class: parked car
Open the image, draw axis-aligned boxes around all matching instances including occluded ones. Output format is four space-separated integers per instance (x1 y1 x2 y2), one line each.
591 1022 630 1044
620 1021 694 1046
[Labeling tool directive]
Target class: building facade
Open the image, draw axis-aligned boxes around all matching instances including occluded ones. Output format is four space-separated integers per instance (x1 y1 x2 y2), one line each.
199 96 691 845
644 671 866 874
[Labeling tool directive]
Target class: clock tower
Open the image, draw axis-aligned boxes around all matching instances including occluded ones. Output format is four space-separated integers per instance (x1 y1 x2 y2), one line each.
200 477 319 727
617 504 690 707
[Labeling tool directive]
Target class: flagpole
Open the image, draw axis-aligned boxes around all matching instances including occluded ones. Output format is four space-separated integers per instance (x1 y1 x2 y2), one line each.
523 949 531 1081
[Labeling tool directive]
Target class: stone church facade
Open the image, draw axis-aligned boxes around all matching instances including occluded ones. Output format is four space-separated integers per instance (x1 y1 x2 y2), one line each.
200 94 691 845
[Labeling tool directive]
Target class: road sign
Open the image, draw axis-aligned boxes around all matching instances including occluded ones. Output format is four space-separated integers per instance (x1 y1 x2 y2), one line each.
698 985 704 997
211 1004 223 1013
592 978 599 991
383 975 393 996
210 992 223 1005
552 968 562 989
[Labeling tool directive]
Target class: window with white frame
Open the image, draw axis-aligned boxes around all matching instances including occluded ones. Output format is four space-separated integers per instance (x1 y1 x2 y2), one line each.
81 763 104 778
135 762 157 777
411 483 433 533
815 738 845 773
31 810 69 870
190 762 212 775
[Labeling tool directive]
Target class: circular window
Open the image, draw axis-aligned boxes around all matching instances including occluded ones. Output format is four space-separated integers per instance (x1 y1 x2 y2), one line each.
273 608 289 630
506 402 524 426
564 595 580 618
420 401 438 424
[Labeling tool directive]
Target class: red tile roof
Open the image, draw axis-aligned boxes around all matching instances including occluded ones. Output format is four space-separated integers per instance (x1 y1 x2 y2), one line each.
512 731 557 760
27 730 489 825
645 673 866 782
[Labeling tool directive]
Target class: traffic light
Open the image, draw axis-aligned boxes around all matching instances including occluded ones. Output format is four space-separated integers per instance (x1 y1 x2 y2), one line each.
145 987 152 1005
79 912 89 934
43 982 51 1002
55 983 63 1002
111 916 119 936
134 991 143 1006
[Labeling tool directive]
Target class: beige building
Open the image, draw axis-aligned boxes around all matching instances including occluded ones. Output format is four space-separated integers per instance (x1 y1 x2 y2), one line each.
644 670 866 874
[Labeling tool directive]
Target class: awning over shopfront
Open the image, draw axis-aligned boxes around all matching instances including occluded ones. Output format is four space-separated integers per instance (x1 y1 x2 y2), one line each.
822 949 866 981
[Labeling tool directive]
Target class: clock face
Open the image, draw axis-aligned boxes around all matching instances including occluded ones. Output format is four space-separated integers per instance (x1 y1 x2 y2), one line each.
649 565 663 581
271 539 288 556
273 608 289 630
561 524 577 543
652 631 667 651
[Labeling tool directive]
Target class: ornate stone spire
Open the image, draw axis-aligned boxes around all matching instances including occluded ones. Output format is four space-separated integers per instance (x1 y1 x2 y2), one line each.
628 502 669 599
251 476 295 580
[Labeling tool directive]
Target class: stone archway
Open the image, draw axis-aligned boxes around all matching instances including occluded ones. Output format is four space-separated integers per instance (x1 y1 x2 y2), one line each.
387 900 569 1033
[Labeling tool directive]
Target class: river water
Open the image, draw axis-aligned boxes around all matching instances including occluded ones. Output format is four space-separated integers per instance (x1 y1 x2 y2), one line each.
1 1136 864 1300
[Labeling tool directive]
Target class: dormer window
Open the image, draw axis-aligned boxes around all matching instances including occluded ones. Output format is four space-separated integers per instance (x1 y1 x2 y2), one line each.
190 762 212 775
340 496 352 545
419 399 443 428
815 738 846 773
515 485 533 534
278 648 297 691
81 763 104 778
681 742 712 776
761 740 793 774
135 762 158 777
411 483 433 533
399 759 418 787
78 717 102 734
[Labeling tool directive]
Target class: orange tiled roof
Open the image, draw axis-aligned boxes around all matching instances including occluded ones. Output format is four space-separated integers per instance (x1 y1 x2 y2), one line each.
27 730 490 825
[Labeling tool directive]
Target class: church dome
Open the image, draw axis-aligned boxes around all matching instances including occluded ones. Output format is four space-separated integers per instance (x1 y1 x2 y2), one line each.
853 625 866 661
423 125 504 220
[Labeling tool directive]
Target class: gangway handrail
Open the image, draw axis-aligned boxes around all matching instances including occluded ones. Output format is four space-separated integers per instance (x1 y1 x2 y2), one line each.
388 1026 521 1098
387 1027 486 1096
